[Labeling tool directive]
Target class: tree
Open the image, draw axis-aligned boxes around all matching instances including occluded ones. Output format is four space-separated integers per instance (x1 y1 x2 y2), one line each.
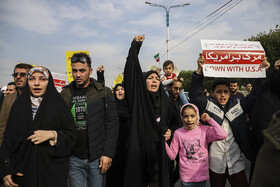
246 25 280 67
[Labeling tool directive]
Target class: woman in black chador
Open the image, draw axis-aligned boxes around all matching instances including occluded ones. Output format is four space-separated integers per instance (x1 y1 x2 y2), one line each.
122 35 179 187
0 66 76 187
106 83 130 187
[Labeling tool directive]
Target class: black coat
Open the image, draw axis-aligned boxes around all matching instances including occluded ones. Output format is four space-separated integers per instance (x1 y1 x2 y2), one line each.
122 39 178 187
250 70 280 153
0 70 76 187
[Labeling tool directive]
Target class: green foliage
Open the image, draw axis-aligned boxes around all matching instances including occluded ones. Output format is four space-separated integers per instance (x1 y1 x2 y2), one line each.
246 25 280 67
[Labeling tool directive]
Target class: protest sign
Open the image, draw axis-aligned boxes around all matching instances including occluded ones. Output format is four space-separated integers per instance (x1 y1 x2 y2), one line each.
52 72 68 93
65 51 89 83
201 40 265 78
114 74 123 86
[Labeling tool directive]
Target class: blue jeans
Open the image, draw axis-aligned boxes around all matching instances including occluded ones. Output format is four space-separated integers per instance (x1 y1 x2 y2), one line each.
69 156 104 187
181 180 206 187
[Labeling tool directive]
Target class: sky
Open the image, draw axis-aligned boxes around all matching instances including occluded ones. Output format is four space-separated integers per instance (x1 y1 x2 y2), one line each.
0 0 279 88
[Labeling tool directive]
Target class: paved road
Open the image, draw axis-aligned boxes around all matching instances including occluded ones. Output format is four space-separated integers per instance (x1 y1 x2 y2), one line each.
174 158 251 187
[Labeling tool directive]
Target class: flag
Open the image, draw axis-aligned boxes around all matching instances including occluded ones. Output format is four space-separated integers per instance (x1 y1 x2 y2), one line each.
154 53 160 62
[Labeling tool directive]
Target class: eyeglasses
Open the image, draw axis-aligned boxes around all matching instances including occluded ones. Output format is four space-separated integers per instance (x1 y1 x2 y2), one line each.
12 72 27 78
71 56 87 63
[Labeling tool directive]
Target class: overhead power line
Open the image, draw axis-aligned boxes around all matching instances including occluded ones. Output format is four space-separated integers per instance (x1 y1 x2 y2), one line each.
169 0 243 52
155 0 243 58
170 0 234 40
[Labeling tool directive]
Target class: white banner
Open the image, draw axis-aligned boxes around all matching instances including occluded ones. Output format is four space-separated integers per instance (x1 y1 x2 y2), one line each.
51 72 68 93
201 40 266 78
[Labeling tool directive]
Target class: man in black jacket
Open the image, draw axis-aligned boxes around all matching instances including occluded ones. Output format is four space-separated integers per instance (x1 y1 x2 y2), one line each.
60 52 119 187
189 53 270 187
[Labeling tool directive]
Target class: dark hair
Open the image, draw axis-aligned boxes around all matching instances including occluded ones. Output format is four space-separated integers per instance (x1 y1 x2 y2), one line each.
14 63 33 73
169 79 182 87
212 79 230 92
7 82 16 86
230 80 239 85
7 82 18 90
71 53 92 68
163 60 174 68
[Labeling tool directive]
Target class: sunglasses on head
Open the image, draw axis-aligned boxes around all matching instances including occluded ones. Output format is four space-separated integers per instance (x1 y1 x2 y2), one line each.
71 56 87 63
12 72 27 78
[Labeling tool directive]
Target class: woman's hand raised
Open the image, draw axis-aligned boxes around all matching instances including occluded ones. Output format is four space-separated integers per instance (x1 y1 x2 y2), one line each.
134 34 145 42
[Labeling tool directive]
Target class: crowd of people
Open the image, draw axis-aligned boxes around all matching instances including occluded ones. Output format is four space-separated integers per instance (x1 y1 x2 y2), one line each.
0 35 279 187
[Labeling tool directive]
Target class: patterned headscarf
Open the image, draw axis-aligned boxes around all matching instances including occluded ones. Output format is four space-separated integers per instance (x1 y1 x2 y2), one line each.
28 66 50 119
28 66 50 80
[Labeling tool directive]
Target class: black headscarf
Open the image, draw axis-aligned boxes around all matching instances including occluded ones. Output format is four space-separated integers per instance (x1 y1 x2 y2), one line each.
113 83 129 118
0 67 76 187
107 84 130 187
123 40 170 187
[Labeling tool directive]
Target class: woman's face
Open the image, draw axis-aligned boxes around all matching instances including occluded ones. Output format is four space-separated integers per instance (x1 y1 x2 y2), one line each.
115 86 125 100
146 73 160 93
28 71 48 97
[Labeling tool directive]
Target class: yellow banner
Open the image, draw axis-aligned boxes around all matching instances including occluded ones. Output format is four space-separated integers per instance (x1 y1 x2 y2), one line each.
114 74 123 86
65 51 89 83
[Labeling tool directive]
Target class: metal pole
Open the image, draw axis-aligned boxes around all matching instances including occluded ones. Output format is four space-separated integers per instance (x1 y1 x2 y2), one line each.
145 2 190 60
166 10 170 60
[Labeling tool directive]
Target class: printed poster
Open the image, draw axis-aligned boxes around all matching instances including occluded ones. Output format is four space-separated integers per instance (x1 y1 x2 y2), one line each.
201 40 266 78
52 72 68 93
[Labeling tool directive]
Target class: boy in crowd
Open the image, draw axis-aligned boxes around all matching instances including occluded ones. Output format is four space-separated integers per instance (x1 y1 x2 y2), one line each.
230 80 244 99
161 60 188 104
189 53 270 187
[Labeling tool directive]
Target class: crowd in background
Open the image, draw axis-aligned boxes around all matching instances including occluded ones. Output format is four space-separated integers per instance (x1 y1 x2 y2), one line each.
0 35 279 187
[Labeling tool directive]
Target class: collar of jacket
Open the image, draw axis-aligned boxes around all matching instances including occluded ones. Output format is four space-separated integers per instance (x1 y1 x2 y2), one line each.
68 78 104 91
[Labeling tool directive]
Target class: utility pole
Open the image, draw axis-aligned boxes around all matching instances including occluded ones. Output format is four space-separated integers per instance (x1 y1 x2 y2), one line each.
145 1 190 60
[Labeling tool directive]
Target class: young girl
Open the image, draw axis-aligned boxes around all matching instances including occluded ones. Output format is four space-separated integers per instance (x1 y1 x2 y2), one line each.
165 103 227 187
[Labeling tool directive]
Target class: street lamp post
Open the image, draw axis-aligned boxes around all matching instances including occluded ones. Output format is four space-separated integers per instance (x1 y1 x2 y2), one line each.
145 1 190 60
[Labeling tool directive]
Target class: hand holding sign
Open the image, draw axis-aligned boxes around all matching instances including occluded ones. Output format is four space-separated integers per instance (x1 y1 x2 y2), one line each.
196 53 205 75
260 57 270 70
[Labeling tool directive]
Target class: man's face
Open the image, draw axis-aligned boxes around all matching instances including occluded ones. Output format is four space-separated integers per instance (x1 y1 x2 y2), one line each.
212 85 230 106
246 83 252 92
230 82 239 94
170 81 182 100
72 62 92 88
13 68 29 90
163 64 174 76
6 85 16 95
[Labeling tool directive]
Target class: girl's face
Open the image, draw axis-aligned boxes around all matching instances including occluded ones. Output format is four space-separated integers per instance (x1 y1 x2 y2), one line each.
182 107 198 130
28 71 48 97
115 86 125 100
146 73 160 93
